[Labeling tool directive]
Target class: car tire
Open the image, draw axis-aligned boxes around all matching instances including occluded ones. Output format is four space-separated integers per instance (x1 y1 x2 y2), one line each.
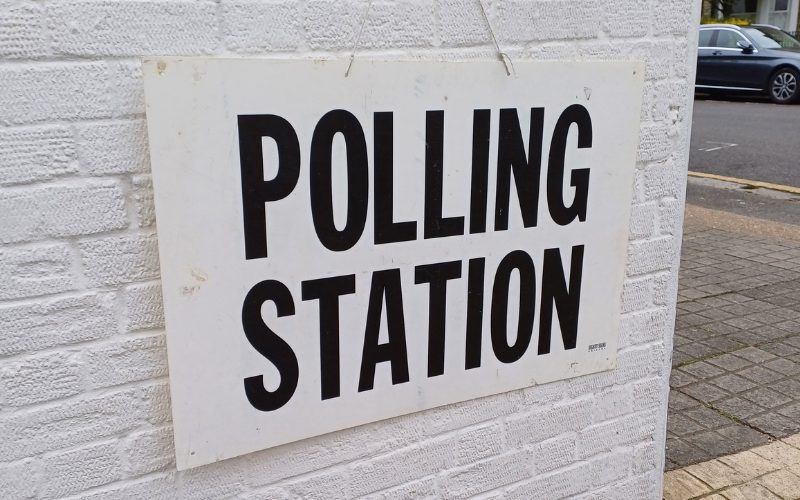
769 67 800 104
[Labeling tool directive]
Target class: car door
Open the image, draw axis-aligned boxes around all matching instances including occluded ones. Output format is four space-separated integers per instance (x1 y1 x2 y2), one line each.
696 29 718 87
705 29 766 89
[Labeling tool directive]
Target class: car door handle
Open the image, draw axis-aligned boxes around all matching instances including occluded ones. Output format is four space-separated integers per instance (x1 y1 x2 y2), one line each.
712 51 723 55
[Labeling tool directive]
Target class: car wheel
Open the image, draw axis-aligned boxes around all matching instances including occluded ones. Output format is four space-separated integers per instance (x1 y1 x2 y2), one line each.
769 68 800 104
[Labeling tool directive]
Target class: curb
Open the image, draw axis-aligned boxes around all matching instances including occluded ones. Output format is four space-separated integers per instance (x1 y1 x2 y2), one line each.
688 171 800 196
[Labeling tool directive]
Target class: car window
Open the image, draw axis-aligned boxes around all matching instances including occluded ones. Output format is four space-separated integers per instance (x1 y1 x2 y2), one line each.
744 26 800 49
715 30 747 49
699 30 714 47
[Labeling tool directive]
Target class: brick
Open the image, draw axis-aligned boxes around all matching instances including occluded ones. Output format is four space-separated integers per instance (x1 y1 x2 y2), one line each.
632 441 658 475
41 441 122 499
529 43 578 60
506 399 592 447
576 410 657 458
0 243 76 300
347 438 452 497
0 350 83 407
653 1 695 35
0 180 128 243
577 39 631 61
0 458 39 500
133 174 155 227
602 0 649 38
440 450 532 499
449 422 503 467
224 1 302 52
42 180 128 237
416 391 518 437
48 1 219 56
79 233 160 286
302 0 361 50
0 125 76 185
632 40 675 81
0 387 142 461
619 308 669 347
568 369 615 400
621 276 654 313
592 386 633 422
85 333 168 389
589 449 633 487
122 426 174 476
0 189 38 243
107 60 145 117
177 457 246 499
361 1 436 49
652 272 676 306
0 62 110 124
125 282 164 331
506 462 592 499
138 381 173 425
439 0 490 47
644 161 683 201
498 0 602 42
616 343 666 383
240 486 289 500
0 292 118 356
632 167 646 203
586 471 661 500
0 0 47 58
77 119 150 175
533 434 575 474
627 237 675 276
638 123 673 162
518 379 568 406
628 202 658 240
304 0 434 50
632 377 664 411
359 477 436 500
281 468 348 498
243 415 417 488
68 474 177 500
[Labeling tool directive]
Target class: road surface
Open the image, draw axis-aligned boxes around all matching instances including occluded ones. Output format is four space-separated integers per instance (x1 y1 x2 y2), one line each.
689 97 800 188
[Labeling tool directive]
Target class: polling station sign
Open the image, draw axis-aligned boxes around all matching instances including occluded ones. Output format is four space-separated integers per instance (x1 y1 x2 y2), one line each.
143 59 644 469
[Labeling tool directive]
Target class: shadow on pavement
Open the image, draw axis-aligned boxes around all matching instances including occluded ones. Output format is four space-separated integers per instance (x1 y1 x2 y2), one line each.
666 204 800 470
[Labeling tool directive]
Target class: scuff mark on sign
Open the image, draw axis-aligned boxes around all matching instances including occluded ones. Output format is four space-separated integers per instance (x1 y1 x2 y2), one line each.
191 268 208 282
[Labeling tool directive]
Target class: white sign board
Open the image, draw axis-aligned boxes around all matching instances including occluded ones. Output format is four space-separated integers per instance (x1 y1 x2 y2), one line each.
143 58 644 470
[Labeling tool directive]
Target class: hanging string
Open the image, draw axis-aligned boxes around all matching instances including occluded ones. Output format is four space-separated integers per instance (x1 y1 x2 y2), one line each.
477 0 515 77
345 0 374 77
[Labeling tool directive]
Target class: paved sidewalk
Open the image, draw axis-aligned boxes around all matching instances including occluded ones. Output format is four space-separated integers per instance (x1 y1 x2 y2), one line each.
667 204 800 470
664 435 800 500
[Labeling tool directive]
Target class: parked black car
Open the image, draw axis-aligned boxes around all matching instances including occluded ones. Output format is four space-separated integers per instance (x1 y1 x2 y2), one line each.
697 24 800 104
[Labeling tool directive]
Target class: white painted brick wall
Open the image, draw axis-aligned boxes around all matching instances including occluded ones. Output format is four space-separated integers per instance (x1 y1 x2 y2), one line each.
0 0 698 497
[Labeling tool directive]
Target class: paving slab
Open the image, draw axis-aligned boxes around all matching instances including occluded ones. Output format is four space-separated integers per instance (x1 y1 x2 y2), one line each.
664 435 800 499
667 205 800 469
